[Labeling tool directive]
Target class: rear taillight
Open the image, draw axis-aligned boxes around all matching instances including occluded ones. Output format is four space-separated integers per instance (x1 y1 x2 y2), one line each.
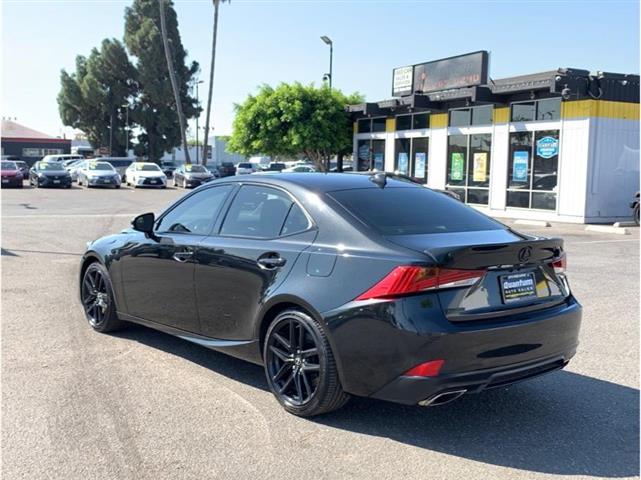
552 254 566 274
404 359 445 377
355 266 485 301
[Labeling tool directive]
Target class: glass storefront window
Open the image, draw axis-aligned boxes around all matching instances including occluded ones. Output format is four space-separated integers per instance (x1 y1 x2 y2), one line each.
394 139 410 175
446 134 491 205
471 105 493 125
511 99 562 122
357 118 371 134
537 98 561 121
447 135 468 186
396 115 412 131
357 139 371 171
371 117 386 133
411 137 428 181
511 102 536 122
412 113 429 130
450 109 471 127
506 130 559 210
371 139 385 170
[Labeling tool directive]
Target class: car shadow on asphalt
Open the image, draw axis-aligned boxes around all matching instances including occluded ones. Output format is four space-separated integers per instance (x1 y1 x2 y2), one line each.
115 324 639 478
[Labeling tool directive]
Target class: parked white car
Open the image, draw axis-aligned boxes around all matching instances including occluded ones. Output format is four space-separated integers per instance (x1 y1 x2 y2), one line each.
282 165 316 173
41 154 84 163
77 161 121 188
125 162 167 188
235 162 257 175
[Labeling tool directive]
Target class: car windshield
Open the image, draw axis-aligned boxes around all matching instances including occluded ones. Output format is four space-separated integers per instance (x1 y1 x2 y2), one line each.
185 165 207 173
268 163 286 171
238 163 253 168
2 161 17 169
37 162 65 171
135 164 161 171
87 162 114 171
329 187 504 235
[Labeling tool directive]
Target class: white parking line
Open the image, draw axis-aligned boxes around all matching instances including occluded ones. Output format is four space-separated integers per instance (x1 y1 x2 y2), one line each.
571 238 639 245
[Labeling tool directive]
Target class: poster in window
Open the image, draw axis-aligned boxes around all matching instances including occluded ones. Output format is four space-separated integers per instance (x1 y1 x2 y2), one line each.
397 152 408 174
512 151 529 182
536 136 559 159
472 152 487 182
374 153 384 171
450 152 464 181
414 152 426 176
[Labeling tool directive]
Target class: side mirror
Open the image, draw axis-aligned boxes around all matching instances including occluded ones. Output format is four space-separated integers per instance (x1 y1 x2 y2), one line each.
132 212 155 234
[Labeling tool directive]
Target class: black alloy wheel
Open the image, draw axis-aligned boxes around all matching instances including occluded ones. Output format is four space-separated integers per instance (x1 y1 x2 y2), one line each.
264 309 349 416
81 263 123 332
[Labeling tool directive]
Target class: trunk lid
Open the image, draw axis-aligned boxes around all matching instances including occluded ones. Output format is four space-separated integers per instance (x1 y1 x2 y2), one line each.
386 229 569 321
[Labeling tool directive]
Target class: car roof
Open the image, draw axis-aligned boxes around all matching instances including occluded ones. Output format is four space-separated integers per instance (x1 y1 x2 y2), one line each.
218 172 419 193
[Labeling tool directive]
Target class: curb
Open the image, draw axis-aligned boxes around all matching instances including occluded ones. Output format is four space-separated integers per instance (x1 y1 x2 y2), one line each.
513 219 551 227
585 225 630 235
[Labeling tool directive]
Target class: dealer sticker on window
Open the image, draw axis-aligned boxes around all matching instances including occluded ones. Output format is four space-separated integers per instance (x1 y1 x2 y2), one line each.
500 272 538 303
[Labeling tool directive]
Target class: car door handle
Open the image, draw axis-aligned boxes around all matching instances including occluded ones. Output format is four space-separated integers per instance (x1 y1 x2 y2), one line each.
257 254 286 270
172 250 194 263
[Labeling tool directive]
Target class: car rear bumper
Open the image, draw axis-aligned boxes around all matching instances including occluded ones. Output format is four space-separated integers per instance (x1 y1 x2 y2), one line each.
1 176 23 186
323 294 582 404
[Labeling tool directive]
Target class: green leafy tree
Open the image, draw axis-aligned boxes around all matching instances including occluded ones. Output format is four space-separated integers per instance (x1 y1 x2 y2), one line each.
228 83 362 171
124 0 200 161
58 39 137 156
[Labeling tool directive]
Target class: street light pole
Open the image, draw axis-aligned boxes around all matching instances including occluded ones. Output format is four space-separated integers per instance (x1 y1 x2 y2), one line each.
195 80 204 164
320 35 333 89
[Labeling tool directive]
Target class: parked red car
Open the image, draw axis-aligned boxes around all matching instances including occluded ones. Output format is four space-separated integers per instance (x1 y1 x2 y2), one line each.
1 160 24 188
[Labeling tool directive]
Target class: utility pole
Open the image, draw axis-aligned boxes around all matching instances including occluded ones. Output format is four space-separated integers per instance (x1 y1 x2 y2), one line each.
195 80 203 163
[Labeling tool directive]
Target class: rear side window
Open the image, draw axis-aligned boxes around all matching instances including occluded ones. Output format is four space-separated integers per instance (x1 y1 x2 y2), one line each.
221 185 303 238
329 187 504 235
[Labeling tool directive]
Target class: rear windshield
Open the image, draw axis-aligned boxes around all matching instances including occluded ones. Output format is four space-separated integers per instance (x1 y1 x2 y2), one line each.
37 162 65 171
238 163 253 168
87 162 114 171
329 187 504 235
135 164 160 171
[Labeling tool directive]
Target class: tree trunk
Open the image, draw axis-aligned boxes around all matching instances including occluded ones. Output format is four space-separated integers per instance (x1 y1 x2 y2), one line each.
159 0 191 164
201 0 220 166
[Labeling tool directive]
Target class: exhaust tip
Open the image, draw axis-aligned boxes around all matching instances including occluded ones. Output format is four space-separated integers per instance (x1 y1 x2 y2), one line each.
418 389 467 407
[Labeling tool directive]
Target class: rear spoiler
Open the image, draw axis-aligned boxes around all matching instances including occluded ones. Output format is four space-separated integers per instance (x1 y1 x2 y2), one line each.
426 237 564 270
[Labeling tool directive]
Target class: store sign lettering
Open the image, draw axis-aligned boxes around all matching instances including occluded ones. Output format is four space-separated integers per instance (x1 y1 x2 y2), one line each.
536 136 559 159
392 66 414 97
512 151 529 182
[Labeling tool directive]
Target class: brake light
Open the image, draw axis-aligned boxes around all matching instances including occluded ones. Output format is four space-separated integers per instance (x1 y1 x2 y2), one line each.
552 254 566 274
404 359 445 377
355 266 485 301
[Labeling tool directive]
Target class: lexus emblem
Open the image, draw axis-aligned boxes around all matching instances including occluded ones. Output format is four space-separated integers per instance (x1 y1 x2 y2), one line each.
518 246 533 263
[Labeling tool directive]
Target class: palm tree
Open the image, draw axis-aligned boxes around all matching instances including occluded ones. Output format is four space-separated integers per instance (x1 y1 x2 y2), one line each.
159 0 191 164
201 0 229 166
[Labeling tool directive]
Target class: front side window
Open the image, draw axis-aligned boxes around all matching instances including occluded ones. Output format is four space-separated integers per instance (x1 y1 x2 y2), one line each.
156 185 232 235
221 185 300 238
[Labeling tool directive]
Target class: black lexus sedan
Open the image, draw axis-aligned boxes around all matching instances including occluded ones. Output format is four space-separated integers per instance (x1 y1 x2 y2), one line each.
30 161 72 188
79 173 581 416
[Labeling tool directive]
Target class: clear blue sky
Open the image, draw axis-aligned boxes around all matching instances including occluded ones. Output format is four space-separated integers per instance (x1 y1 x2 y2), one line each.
2 0 639 139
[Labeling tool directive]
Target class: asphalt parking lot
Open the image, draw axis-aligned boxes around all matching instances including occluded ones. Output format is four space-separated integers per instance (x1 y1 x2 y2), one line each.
2 184 639 480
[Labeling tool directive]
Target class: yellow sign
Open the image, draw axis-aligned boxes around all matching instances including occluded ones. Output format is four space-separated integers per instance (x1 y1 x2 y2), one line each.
185 164 192 172
473 152 487 182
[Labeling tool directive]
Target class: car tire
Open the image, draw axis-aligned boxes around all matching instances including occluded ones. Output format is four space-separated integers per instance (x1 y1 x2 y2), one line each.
635 204 639 226
81 262 125 333
115 185 121 189
263 309 349 417
34 178 40 188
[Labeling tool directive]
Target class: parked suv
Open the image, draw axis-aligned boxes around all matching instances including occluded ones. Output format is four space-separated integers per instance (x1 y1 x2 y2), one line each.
236 162 256 175
217 162 236 177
